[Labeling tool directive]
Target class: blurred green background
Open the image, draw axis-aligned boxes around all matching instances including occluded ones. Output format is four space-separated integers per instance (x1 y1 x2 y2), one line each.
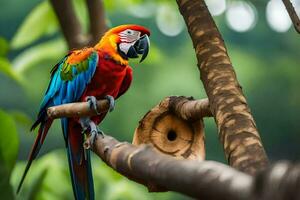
0 0 300 199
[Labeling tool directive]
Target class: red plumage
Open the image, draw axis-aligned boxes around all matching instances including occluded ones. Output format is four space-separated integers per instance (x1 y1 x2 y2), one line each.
80 51 133 124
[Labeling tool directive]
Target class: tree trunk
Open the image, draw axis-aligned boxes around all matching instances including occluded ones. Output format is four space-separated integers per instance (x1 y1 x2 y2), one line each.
176 0 268 175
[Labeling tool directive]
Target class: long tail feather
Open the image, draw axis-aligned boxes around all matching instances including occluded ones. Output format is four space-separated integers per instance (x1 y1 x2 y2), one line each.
62 118 94 200
17 119 53 193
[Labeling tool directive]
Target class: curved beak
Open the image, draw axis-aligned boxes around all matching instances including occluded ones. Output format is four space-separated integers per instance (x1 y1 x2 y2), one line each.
118 34 150 63
134 34 150 63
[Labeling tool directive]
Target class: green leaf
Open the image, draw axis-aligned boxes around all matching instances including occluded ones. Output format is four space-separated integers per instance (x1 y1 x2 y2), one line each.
0 110 19 200
11 151 74 199
27 168 48 200
0 37 9 56
12 39 67 74
11 1 58 49
0 154 14 200
0 109 19 174
9 111 33 128
0 58 23 84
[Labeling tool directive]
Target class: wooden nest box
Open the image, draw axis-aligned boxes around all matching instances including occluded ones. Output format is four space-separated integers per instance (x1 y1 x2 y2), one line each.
133 96 206 160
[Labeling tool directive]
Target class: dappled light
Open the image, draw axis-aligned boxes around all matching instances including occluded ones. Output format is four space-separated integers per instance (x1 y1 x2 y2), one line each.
156 3 185 37
266 0 292 32
225 1 257 32
206 0 227 16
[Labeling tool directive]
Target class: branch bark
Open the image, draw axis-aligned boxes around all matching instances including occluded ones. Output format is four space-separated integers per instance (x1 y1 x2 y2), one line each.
168 96 212 120
93 135 300 200
176 0 268 175
47 96 212 120
47 99 110 119
282 0 300 34
50 0 88 49
93 135 253 200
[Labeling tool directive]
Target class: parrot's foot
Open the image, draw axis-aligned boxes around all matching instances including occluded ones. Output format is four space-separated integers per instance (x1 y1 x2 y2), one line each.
79 118 104 149
104 95 115 112
86 96 101 115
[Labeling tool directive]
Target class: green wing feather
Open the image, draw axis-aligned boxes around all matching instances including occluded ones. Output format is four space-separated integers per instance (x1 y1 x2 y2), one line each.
60 50 96 81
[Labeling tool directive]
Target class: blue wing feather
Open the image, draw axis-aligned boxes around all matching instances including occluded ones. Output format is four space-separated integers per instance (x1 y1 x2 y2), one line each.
20 50 98 199
42 51 98 108
41 50 98 200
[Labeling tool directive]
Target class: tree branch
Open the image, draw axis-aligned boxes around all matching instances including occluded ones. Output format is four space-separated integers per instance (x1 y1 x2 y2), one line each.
92 135 253 200
282 0 300 34
168 96 212 120
46 97 300 200
176 0 268 175
47 99 110 119
47 96 211 120
50 0 88 49
86 0 108 45
93 135 300 200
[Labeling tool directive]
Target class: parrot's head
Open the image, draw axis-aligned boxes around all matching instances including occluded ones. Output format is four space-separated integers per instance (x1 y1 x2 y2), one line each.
95 24 150 65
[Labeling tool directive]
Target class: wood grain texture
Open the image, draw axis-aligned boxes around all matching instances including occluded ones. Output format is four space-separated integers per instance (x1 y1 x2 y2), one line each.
133 96 207 161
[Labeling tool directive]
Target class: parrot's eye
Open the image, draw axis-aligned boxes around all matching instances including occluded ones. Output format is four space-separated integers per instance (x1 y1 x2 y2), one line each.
126 30 134 35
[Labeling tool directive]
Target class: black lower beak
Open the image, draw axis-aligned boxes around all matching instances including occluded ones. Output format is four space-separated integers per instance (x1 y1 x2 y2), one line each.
123 35 150 63
134 35 150 63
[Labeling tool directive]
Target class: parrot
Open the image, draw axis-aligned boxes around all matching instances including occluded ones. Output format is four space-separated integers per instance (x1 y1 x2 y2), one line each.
17 24 150 200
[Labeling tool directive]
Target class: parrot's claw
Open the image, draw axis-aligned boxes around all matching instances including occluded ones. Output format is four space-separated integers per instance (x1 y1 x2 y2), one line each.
79 117 104 149
86 96 101 115
104 95 115 112
85 128 104 149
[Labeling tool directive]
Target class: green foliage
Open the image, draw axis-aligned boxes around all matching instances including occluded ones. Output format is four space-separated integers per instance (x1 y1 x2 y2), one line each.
11 1 58 49
0 109 19 200
12 39 66 74
0 37 24 84
0 37 9 56
0 161 14 200
0 57 23 84
9 111 33 128
0 110 19 172
11 151 181 200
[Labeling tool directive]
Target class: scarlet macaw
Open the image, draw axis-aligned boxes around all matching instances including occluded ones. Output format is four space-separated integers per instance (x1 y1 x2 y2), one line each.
17 24 150 200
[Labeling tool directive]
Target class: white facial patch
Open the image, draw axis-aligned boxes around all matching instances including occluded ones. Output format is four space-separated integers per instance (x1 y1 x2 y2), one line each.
119 42 135 54
119 29 141 43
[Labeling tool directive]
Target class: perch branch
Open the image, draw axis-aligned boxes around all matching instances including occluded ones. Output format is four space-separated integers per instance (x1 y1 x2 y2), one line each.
93 135 252 200
282 0 300 34
176 0 268 175
50 0 88 49
47 99 110 119
86 0 108 45
167 96 212 121
47 96 212 120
